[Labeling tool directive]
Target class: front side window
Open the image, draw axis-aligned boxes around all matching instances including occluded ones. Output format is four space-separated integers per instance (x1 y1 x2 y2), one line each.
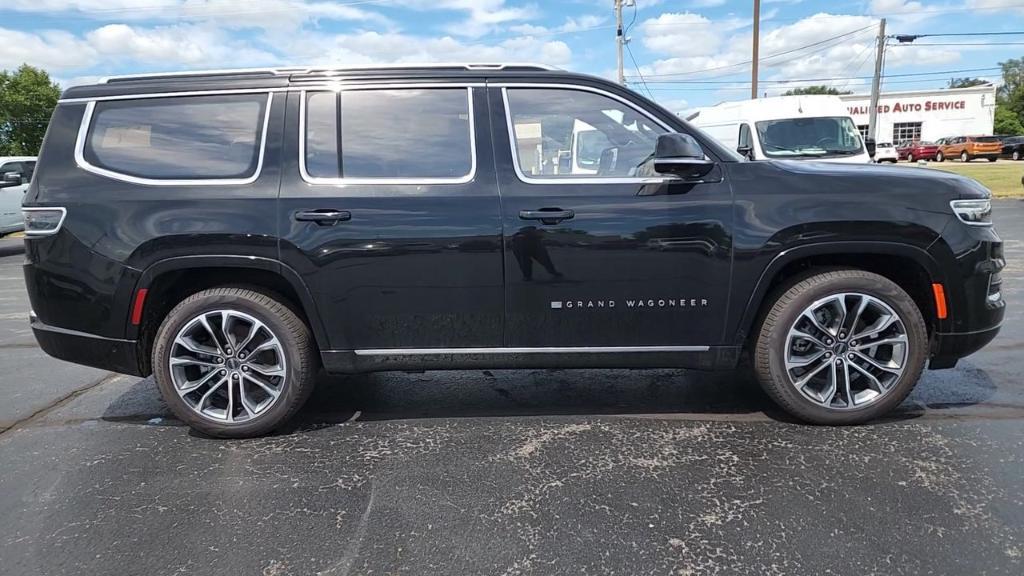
83 93 268 180
303 88 474 181
505 88 668 179
755 117 864 159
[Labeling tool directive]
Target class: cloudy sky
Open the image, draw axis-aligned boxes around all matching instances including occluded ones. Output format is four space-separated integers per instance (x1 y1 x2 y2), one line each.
0 0 1021 111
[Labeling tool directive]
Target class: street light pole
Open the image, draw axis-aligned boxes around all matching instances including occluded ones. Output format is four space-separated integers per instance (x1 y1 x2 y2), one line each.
752 0 760 99
868 18 887 145
615 0 625 85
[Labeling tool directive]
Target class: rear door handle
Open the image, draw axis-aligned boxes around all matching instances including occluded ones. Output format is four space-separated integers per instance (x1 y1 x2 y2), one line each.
519 208 575 225
294 209 351 225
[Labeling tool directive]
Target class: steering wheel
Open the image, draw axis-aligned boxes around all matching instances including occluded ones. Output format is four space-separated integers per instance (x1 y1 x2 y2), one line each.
815 137 834 147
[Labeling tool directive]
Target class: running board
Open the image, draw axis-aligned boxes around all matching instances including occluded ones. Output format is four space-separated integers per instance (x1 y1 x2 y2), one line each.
322 346 739 374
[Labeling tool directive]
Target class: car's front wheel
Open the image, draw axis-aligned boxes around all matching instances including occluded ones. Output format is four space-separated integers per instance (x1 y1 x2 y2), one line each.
753 270 928 425
935 151 944 162
152 287 318 438
961 151 970 162
1013 150 1021 161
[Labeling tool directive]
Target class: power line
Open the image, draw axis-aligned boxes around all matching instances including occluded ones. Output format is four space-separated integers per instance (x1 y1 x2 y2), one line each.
635 24 877 79
628 66 1003 84
889 42 1024 47
623 2 653 99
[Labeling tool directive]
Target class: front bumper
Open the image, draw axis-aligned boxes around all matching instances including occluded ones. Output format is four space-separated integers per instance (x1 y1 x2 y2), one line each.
31 313 143 376
929 323 1002 369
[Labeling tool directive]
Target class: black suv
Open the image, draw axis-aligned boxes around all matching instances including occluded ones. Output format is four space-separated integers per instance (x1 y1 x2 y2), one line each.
23 64 1004 437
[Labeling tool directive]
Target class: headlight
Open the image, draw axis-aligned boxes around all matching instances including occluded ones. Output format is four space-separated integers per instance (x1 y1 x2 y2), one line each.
950 199 992 226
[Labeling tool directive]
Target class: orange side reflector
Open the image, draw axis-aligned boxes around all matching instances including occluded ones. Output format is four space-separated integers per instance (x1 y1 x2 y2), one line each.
931 283 948 320
131 288 148 326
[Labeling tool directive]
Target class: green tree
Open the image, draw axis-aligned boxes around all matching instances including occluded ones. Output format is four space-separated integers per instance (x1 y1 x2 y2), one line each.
998 57 1024 99
0 64 61 156
947 77 990 88
782 85 852 96
995 104 1024 135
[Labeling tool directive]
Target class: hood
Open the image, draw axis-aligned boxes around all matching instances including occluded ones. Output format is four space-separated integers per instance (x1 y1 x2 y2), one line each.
769 160 992 201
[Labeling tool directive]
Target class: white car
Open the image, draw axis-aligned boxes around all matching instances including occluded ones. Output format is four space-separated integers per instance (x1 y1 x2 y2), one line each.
0 156 35 236
874 142 899 163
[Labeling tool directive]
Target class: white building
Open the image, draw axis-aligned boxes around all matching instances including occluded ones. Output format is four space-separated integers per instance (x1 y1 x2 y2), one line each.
839 85 996 144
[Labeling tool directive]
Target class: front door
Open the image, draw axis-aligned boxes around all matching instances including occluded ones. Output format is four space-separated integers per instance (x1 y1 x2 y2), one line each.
279 84 503 351
491 84 733 348
0 161 31 231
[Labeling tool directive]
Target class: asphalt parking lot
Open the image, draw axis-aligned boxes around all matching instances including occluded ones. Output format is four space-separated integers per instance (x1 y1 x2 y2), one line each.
0 202 1022 576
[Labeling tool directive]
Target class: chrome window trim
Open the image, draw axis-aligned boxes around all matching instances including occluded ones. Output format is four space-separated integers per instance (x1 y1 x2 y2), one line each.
73 92 273 187
298 85 478 186
22 207 68 238
59 87 287 104
354 346 709 356
497 83 678 186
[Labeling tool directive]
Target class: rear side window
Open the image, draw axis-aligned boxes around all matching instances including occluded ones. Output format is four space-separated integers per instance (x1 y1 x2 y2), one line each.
82 93 269 181
303 88 474 181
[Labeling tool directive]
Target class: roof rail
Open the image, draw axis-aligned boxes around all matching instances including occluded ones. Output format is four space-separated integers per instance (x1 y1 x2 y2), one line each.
101 63 560 83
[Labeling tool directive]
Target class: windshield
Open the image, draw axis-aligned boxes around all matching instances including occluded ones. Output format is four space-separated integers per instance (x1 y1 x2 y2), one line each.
755 116 864 158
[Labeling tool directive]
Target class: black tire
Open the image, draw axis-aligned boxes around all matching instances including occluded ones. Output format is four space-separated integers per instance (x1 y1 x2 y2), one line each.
752 270 928 425
907 154 915 163
935 151 944 162
1013 150 1021 161
152 287 318 438
987 157 997 163
960 151 969 162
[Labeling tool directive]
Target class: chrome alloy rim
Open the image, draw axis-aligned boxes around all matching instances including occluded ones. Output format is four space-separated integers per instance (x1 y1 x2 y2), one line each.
784 293 908 410
168 309 287 423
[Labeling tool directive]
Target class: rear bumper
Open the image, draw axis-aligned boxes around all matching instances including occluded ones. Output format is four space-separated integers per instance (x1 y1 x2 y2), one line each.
31 313 143 376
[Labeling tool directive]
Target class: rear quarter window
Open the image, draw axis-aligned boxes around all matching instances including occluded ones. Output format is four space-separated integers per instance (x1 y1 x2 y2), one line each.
81 93 269 181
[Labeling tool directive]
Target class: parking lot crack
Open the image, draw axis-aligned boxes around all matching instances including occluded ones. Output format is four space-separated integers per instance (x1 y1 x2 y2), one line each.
0 372 120 436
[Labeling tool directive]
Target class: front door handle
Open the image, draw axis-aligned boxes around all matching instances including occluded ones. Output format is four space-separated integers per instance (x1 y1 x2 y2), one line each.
294 209 352 226
519 208 575 225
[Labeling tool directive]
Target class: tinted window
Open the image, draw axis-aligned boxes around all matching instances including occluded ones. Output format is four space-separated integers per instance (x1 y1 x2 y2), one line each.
84 93 268 180
303 88 473 180
505 88 668 178
972 136 1000 143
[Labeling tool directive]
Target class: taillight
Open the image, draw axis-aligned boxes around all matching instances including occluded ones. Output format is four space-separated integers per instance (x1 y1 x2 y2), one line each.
22 207 67 237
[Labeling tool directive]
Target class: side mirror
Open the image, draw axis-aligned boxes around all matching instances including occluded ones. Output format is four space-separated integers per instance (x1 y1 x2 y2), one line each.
653 133 715 180
0 172 22 188
865 137 877 158
736 145 754 160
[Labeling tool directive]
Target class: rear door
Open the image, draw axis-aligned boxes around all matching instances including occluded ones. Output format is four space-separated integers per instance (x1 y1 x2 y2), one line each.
278 82 504 352
490 82 733 349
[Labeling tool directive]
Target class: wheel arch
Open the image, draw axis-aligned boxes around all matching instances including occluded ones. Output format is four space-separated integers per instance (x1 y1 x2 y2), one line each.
128 256 328 375
734 241 948 349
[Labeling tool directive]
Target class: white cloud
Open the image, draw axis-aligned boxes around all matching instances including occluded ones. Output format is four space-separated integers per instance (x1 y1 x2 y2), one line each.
509 15 607 36
0 28 98 71
2 0 392 29
279 30 571 68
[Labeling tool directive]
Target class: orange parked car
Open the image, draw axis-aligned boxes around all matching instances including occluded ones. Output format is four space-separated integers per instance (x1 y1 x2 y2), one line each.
936 136 1001 162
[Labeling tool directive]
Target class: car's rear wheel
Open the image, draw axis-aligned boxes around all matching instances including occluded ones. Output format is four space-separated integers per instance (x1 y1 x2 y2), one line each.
753 270 927 425
988 157 997 163
152 287 318 438
961 151 969 162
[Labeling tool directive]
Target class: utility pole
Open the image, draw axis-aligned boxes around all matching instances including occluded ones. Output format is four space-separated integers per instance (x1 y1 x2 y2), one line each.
751 0 760 99
615 0 625 85
867 18 887 144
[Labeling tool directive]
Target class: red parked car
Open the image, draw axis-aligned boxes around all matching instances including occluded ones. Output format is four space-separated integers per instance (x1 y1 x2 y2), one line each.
897 140 941 162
